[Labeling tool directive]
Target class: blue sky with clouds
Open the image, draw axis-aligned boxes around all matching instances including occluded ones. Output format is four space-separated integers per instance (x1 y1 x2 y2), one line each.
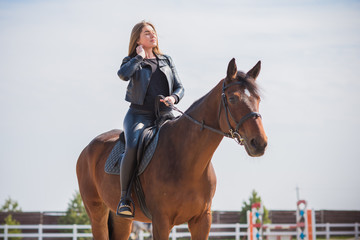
1 0 359 212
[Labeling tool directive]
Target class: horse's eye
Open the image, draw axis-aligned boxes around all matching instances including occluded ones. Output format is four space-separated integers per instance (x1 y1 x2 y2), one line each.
228 96 237 104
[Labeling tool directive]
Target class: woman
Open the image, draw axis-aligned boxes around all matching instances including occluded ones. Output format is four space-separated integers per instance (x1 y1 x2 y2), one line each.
116 21 185 218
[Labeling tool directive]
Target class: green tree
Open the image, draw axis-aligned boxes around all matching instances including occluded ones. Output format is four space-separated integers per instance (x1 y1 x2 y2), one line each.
58 191 91 240
3 215 22 240
239 190 271 224
1 197 22 212
1 197 22 240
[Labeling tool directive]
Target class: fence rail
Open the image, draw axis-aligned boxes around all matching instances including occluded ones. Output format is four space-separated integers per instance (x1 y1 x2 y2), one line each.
0 222 359 240
0 224 92 240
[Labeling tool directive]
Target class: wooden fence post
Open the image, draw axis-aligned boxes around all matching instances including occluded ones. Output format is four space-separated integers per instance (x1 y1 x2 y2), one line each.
325 223 330 240
171 226 176 240
4 224 8 240
38 224 43 240
73 224 77 240
235 223 240 240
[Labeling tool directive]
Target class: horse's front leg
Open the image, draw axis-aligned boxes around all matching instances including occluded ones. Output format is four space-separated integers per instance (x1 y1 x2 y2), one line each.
151 215 173 240
188 209 212 239
108 211 133 240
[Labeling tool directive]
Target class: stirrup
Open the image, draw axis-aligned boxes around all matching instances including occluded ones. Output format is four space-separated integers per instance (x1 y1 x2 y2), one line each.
116 197 135 219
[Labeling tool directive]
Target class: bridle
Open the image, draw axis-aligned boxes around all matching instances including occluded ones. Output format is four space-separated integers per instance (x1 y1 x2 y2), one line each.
220 80 262 144
162 79 262 145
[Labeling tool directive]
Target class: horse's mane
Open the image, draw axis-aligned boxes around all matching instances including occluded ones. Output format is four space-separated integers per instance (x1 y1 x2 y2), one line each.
185 94 209 114
185 81 221 114
185 71 260 114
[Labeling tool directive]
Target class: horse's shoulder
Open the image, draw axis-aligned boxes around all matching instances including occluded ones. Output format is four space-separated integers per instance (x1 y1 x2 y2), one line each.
92 129 122 144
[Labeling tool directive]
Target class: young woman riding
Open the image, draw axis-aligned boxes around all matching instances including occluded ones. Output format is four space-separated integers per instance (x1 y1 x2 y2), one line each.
116 20 185 218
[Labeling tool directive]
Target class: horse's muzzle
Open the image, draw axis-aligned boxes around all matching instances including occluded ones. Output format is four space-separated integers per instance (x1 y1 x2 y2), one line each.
245 136 268 157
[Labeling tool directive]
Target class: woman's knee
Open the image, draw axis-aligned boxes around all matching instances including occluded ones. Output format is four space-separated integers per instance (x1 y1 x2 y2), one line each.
124 145 137 156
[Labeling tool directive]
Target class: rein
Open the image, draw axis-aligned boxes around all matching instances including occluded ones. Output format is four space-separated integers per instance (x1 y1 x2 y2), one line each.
161 80 262 145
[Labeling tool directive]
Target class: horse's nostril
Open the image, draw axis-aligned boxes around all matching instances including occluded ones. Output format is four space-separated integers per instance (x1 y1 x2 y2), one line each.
251 138 267 150
250 138 258 148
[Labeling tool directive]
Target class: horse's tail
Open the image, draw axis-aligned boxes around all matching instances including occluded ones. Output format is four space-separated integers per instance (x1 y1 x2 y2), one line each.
107 210 114 239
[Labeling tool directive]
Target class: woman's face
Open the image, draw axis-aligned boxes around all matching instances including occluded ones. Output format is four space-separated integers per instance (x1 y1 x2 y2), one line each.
137 25 157 49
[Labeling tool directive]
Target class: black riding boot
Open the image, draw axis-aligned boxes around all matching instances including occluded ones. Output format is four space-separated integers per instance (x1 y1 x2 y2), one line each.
117 147 137 218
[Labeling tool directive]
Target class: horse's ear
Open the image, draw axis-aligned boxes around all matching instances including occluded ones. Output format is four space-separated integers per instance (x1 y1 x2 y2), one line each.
226 58 237 82
246 61 261 80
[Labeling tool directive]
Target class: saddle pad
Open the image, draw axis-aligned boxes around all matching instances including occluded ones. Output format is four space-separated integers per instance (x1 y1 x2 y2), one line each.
104 131 160 176
104 140 124 175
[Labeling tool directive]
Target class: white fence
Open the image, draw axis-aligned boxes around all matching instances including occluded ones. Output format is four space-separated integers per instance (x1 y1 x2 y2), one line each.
0 224 92 240
0 223 359 240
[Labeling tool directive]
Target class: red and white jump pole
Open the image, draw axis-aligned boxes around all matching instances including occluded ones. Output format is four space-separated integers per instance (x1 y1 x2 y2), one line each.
248 202 263 240
296 200 316 240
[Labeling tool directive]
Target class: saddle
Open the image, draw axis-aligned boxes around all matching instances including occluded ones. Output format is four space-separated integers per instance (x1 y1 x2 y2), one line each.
104 115 171 176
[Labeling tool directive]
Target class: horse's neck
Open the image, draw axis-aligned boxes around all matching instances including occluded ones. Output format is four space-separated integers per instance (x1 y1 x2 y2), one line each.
172 80 225 173
185 81 224 140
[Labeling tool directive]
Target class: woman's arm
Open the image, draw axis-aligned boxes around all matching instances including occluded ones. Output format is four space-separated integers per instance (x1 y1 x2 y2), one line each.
167 55 185 103
117 55 144 81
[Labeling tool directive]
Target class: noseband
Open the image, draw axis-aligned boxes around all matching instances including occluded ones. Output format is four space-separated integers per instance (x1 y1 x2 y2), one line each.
220 81 262 145
161 80 261 145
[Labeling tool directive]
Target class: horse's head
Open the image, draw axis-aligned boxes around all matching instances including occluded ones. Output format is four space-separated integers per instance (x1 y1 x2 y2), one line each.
219 58 268 157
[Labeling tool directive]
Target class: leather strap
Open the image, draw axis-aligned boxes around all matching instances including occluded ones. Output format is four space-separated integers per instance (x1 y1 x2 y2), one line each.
134 176 152 220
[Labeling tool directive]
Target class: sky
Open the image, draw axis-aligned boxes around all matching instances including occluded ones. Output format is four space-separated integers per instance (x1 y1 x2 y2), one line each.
0 0 360 213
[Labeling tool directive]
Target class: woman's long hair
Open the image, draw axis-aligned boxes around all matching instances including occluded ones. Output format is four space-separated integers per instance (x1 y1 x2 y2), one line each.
128 21 162 58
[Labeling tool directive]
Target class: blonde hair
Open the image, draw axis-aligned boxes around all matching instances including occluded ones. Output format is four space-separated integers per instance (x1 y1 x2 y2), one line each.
128 21 162 57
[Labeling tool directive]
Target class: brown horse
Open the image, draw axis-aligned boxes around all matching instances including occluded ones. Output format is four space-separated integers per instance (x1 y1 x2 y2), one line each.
76 58 267 239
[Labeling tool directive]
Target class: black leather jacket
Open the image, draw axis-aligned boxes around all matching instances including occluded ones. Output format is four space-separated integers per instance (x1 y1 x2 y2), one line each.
117 54 185 105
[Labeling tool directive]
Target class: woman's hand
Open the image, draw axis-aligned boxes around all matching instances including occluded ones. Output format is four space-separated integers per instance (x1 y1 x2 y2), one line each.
136 45 146 59
160 96 176 106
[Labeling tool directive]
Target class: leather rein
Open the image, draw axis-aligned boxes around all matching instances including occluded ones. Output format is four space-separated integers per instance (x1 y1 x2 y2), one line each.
164 80 261 145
